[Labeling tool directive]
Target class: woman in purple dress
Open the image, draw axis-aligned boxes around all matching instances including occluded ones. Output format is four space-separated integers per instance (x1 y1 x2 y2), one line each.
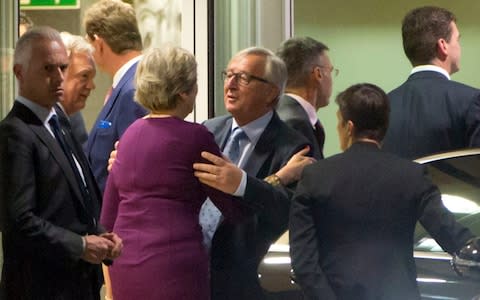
101 47 237 300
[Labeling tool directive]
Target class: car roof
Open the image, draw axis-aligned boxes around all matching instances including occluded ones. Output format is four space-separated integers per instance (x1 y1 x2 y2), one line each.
414 148 480 164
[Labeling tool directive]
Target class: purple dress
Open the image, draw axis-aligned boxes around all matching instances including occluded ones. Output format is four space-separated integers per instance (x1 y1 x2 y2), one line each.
101 117 234 300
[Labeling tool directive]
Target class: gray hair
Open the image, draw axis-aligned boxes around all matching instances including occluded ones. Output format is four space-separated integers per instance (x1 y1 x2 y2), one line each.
14 26 63 68
60 32 94 57
135 47 197 111
232 47 287 94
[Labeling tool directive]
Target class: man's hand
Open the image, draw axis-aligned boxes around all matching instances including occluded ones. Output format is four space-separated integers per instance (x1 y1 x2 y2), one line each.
275 146 316 185
107 141 119 172
193 151 243 195
81 235 115 264
101 232 123 260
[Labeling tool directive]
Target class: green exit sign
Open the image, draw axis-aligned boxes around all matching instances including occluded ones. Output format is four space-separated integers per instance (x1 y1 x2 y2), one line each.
20 0 79 9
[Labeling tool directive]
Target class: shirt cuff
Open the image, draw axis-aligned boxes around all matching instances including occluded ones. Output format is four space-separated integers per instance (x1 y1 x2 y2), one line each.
232 169 247 197
81 235 86 253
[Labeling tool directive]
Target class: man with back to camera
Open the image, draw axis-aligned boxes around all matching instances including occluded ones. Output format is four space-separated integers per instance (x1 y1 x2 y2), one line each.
83 0 147 193
57 31 96 146
276 37 337 159
193 47 312 300
382 6 480 159
289 83 475 300
0 26 122 300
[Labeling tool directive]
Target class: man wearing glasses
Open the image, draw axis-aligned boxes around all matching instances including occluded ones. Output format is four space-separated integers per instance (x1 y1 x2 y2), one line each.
193 47 311 300
276 37 337 160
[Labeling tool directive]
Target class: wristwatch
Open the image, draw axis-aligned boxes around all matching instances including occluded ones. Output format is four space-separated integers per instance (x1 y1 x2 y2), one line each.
264 174 283 187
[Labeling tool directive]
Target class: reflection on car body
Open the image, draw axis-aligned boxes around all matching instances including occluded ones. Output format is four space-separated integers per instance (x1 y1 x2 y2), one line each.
258 148 480 300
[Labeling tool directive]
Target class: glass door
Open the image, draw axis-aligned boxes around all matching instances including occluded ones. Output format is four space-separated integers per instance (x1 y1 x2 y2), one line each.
0 0 18 118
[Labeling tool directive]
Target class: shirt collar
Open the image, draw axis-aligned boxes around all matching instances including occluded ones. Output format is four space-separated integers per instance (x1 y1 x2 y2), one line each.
112 55 143 88
285 93 318 127
56 102 67 115
231 110 273 146
16 96 55 124
411 65 450 80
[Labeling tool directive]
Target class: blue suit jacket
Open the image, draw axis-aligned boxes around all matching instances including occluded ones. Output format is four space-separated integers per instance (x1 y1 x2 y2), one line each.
383 71 480 159
86 62 147 193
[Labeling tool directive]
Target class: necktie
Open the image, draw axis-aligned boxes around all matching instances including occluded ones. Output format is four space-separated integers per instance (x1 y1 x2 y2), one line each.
222 127 247 165
199 127 247 249
49 115 95 226
103 86 113 105
314 120 325 151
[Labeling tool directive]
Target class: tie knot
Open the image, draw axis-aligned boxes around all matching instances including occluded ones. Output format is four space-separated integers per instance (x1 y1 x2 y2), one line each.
223 127 247 165
230 127 246 143
49 114 60 128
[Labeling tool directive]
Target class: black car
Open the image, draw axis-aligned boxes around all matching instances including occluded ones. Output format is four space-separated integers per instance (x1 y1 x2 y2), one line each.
258 149 480 300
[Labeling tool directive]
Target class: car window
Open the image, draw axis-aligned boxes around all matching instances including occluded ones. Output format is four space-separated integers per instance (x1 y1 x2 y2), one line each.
414 153 480 252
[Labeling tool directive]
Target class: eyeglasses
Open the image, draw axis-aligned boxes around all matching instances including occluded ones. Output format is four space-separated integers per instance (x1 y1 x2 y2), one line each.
316 65 339 77
221 70 270 86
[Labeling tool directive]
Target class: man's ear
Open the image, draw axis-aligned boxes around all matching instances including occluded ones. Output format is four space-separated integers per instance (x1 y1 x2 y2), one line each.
312 65 323 82
437 38 449 60
13 64 23 80
346 120 354 137
265 85 280 107
94 34 106 56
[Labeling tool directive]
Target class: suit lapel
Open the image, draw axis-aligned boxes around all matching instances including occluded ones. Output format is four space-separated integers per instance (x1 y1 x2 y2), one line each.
54 105 100 213
278 95 323 159
100 62 138 120
216 117 233 150
87 62 138 153
13 103 87 211
242 113 280 176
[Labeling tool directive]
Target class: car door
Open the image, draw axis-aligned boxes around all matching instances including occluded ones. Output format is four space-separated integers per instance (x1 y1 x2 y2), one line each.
414 149 480 300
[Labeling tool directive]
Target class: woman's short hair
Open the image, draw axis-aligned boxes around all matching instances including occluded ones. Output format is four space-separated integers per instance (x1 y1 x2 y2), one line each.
335 83 390 142
135 47 197 111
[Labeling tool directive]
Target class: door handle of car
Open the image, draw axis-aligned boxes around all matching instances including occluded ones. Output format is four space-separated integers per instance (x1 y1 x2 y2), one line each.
290 269 298 284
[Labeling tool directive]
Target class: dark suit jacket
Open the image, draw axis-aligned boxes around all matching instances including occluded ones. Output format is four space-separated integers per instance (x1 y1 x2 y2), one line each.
86 62 147 193
289 142 474 300
0 102 105 300
276 95 324 159
204 112 310 300
383 71 480 159
69 111 88 147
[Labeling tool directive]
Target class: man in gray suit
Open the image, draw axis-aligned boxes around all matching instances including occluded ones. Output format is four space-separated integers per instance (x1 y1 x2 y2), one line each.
382 6 480 159
57 32 96 146
276 37 336 159
194 47 311 300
